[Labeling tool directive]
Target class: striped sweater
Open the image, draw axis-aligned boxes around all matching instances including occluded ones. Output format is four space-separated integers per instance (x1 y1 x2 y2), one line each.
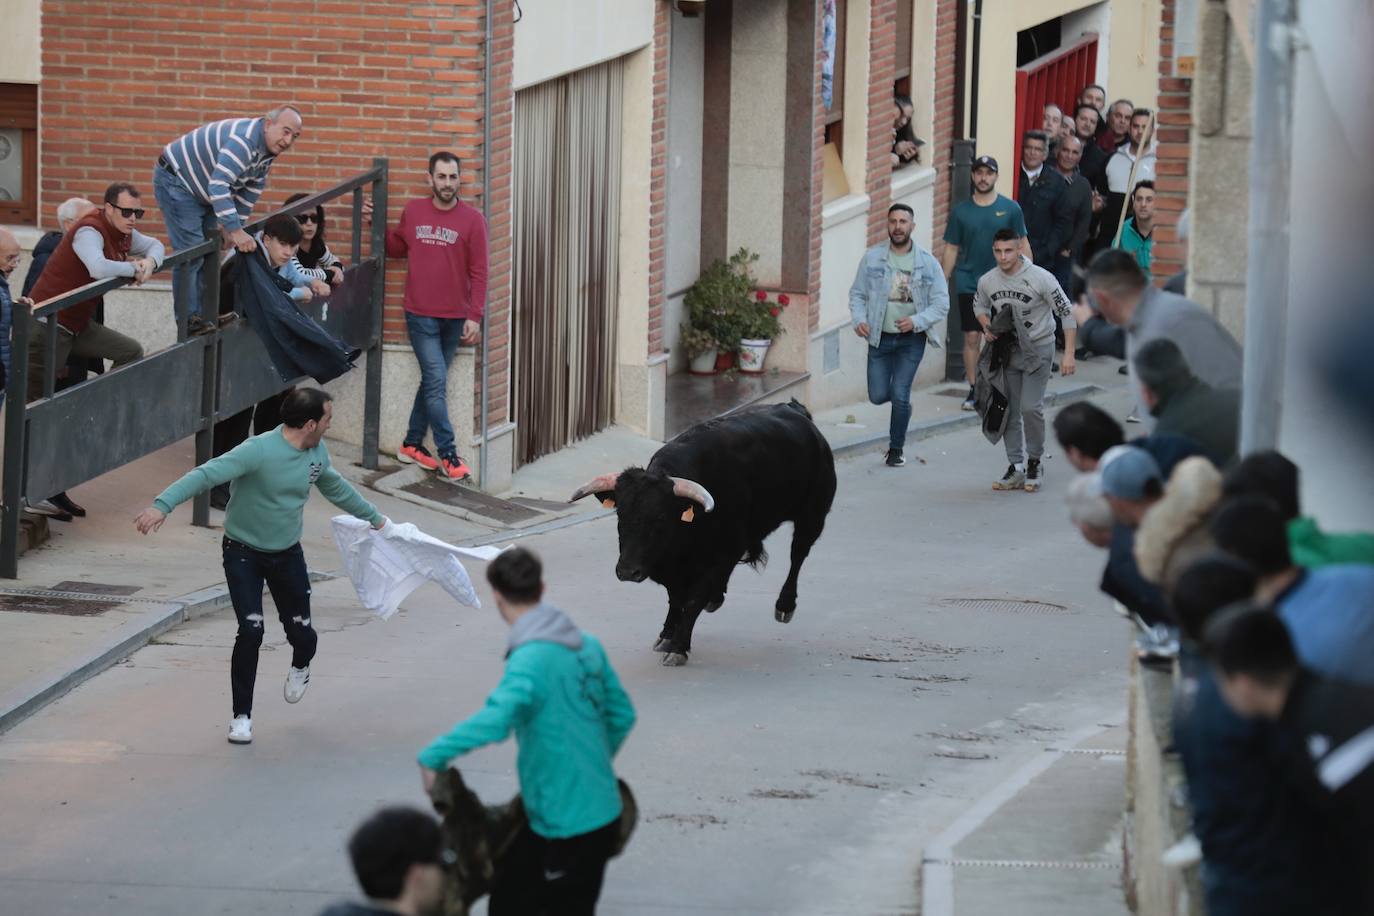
162 118 276 231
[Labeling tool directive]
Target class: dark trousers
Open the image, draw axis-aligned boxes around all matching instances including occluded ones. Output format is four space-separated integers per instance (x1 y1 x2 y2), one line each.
489 818 619 916
222 537 315 717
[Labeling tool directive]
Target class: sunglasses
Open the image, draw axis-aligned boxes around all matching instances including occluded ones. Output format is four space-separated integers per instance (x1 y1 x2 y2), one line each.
110 205 145 219
296 213 318 224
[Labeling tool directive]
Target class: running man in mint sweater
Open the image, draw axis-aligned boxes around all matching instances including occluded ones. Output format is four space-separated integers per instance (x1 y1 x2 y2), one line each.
418 547 636 915
134 388 387 745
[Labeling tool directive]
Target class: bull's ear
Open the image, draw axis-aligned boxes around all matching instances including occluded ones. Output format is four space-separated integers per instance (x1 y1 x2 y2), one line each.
601 497 617 509
680 506 695 523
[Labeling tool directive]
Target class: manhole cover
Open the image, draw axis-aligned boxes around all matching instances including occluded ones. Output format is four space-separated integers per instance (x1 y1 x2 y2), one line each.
0 593 117 616
400 478 544 524
940 597 1070 615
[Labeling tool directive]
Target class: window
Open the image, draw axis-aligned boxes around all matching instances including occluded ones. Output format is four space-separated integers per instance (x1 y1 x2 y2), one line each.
891 2 919 170
0 84 37 224
821 0 846 155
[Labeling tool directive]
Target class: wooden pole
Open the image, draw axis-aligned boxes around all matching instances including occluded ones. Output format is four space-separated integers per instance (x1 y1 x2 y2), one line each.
1111 111 1157 248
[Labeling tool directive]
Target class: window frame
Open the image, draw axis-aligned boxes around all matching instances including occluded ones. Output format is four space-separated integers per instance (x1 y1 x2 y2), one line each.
0 83 38 225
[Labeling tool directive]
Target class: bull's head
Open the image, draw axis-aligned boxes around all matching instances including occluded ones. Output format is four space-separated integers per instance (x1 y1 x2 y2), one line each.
569 468 715 583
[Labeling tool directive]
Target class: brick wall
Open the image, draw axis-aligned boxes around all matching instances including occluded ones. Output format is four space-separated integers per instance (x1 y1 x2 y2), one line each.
1151 0 1191 284
864 0 898 246
37 0 513 429
929 0 960 262
647 0 671 357
482 4 515 430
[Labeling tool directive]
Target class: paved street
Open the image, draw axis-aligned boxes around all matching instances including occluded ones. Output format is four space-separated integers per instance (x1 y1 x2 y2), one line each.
0 394 1132 916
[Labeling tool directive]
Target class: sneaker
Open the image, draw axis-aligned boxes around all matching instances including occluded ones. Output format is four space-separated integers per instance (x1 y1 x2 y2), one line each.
186 315 217 337
1125 411 1142 424
437 453 472 481
23 498 73 522
961 387 977 411
396 442 439 471
49 492 86 517
992 464 1025 491
228 715 253 744
1024 459 1043 492
885 448 905 467
284 665 310 704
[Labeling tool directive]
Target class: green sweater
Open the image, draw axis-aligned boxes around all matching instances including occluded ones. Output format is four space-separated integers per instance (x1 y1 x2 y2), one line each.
1289 516 1374 570
153 427 382 552
418 609 636 839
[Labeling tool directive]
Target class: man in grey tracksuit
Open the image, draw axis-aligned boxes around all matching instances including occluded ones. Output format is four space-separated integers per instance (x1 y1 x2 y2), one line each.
973 228 1077 492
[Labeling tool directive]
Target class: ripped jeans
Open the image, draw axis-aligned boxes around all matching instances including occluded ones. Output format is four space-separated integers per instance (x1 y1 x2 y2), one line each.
223 537 316 717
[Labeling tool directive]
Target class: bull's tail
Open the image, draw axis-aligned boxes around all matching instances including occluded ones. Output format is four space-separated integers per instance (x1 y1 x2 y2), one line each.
742 542 769 569
785 398 813 420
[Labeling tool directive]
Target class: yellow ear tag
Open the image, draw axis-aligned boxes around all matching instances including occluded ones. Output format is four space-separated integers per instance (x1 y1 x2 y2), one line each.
601 498 616 509
680 506 696 523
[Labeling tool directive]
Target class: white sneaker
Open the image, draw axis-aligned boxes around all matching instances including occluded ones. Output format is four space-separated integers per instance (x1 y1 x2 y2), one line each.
228 715 253 744
284 665 310 704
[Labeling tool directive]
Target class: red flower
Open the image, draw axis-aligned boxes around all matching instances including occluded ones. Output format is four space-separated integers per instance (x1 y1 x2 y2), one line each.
777 293 790 306
770 307 781 317
755 290 768 301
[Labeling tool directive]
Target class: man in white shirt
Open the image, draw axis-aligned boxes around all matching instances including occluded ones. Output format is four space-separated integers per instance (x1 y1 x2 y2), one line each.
1097 108 1157 250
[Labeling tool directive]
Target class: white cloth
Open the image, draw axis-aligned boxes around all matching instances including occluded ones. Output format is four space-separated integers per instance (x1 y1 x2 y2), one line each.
331 516 489 619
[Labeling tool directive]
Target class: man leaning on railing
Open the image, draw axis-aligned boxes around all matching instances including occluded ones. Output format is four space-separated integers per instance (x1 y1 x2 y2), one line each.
24 181 164 404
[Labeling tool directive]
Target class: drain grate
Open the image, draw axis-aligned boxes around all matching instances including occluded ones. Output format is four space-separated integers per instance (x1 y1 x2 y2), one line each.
934 386 972 398
926 857 1117 871
0 593 119 616
52 581 142 597
941 597 1071 615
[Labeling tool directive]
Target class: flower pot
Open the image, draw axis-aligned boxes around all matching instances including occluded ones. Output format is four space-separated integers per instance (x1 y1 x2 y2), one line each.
737 338 772 374
688 349 719 376
714 350 737 371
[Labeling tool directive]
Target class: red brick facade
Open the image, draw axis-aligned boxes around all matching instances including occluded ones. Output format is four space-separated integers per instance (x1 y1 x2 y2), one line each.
647 0 672 357
1151 0 1191 283
864 0 899 246
36 0 513 429
929 0 960 262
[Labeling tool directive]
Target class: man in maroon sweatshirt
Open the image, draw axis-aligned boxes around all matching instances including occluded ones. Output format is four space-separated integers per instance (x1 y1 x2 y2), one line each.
373 152 488 481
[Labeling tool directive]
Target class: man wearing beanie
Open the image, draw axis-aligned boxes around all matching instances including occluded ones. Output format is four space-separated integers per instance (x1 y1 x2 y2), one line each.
1134 338 1240 467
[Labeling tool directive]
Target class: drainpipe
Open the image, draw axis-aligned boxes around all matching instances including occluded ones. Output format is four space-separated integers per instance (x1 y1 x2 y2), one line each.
478 0 494 490
1240 0 1293 453
969 0 983 145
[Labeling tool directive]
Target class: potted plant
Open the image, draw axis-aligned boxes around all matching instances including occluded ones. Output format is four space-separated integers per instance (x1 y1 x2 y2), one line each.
683 249 757 373
736 290 789 374
681 325 720 375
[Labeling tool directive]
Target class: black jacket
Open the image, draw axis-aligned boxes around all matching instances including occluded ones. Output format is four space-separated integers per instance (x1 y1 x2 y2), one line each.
21 231 62 298
1018 167 1070 267
1055 169 1094 261
234 250 359 385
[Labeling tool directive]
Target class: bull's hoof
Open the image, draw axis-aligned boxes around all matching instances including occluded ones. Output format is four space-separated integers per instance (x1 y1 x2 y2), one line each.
652 638 673 652
661 652 689 667
775 607 795 624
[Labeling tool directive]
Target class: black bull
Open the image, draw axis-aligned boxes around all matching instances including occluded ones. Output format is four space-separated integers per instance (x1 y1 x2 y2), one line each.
570 400 837 666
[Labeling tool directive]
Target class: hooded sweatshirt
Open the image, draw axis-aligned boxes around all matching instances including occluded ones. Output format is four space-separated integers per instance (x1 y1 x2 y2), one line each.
417 603 636 839
972 255 1075 355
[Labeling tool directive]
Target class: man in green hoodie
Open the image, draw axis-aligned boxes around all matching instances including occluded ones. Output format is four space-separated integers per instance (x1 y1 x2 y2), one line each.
134 388 387 746
418 547 636 915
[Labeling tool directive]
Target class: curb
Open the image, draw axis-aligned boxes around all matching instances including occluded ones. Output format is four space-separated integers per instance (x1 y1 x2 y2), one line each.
0 572 332 737
830 383 1103 460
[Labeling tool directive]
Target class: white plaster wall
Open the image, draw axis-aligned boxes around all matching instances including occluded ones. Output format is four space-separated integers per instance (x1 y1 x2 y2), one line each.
663 12 705 376
1274 2 1374 531
0 0 41 83
1062 2 1112 88
726 0 788 284
513 0 654 91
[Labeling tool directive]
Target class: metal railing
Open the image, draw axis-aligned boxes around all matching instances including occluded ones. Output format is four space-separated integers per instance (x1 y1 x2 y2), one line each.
1 158 390 578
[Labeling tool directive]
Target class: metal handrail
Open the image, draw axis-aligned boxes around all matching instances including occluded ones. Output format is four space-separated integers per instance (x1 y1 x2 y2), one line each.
3 159 390 578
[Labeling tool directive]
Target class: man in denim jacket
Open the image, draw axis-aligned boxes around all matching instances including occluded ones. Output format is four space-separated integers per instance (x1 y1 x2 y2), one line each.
849 203 949 467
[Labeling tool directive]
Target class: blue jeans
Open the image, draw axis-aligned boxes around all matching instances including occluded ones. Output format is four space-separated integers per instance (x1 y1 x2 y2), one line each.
153 166 220 322
405 312 464 456
222 537 315 717
866 331 927 451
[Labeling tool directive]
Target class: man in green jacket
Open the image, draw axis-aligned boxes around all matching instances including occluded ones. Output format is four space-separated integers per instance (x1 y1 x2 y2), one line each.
1222 451 1374 568
134 388 387 745
418 547 635 915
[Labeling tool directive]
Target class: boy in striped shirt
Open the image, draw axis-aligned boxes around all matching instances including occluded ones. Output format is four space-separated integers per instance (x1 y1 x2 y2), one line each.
153 106 302 333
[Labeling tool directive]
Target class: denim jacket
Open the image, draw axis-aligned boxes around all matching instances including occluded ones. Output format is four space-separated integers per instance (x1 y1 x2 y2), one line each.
848 242 948 349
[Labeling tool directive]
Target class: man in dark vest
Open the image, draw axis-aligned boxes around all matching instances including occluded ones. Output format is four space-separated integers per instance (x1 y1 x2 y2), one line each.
25 182 164 402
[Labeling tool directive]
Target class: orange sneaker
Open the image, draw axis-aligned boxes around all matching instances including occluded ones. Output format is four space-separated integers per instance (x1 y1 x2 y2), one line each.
437 453 472 481
397 442 439 471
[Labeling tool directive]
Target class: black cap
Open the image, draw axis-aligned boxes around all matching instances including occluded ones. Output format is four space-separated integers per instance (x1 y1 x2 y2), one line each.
972 155 999 173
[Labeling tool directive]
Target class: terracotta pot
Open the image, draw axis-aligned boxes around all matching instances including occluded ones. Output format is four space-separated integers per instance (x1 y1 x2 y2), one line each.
714 350 736 371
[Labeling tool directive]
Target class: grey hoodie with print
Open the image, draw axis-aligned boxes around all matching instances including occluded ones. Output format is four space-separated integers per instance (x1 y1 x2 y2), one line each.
971 255 1075 354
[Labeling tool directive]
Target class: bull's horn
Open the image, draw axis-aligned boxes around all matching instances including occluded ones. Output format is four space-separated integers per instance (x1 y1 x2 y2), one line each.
670 477 715 512
569 473 621 504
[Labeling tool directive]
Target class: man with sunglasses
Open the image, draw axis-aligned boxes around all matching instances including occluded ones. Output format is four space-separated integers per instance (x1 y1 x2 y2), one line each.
25 182 164 403
154 106 303 334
